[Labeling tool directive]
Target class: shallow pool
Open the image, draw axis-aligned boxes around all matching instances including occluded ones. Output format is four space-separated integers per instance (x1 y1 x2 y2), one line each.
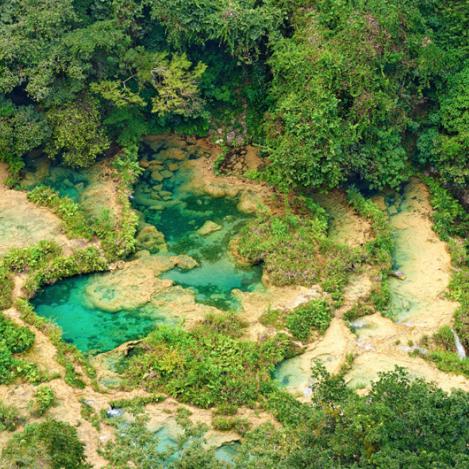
31 140 263 353
132 150 263 310
32 275 169 354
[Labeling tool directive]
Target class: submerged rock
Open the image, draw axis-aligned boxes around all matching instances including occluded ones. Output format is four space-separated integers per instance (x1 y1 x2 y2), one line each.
136 225 167 253
174 255 198 270
150 170 164 182
85 256 176 312
157 148 187 161
197 220 222 236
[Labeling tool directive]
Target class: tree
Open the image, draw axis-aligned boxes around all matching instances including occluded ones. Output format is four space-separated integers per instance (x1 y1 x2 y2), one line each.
234 367 469 468
418 64 469 190
264 0 444 191
45 96 109 168
0 99 50 179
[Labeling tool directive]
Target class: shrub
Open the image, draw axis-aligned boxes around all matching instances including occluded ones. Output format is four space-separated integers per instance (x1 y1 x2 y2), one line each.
259 308 284 329
27 186 94 239
286 300 331 342
30 386 56 417
433 326 456 352
16 299 94 389
0 401 22 432
0 267 14 311
0 419 89 468
427 351 469 378
24 247 108 297
237 203 358 302
343 302 375 322
108 395 165 415
212 416 251 435
347 187 393 266
2 241 62 273
195 312 247 338
213 403 238 416
0 313 35 354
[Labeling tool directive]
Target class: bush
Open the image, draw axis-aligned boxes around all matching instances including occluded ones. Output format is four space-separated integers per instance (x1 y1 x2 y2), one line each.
213 403 238 416
0 401 22 432
0 267 14 310
433 326 456 352
30 386 56 417
195 312 247 338
343 302 375 322
2 241 62 273
212 416 251 435
0 313 35 354
347 187 393 267
108 395 165 415
16 299 94 389
428 351 469 378
286 300 331 342
239 368 469 468
24 247 108 297
424 177 469 241
237 204 358 303
0 419 89 469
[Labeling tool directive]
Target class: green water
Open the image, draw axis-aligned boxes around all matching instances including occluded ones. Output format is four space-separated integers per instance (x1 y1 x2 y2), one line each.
30 141 263 353
32 276 169 354
132 156 263 310
22 157 90 202
384 191 419 320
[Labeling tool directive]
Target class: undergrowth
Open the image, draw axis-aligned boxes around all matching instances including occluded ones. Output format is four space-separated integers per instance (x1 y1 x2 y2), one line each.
236 197 360 304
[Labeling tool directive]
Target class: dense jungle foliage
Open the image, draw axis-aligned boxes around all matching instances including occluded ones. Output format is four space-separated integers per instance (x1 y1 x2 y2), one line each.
0 0 466 198
0 1 468 468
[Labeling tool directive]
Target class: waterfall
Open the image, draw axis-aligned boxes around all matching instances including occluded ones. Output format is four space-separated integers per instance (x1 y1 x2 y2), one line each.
452 329 467 359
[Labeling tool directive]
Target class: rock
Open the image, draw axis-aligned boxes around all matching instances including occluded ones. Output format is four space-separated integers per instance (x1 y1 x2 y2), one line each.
197 220 222 236
148 203 165 211
161 169 173 179
237 191 263 214
174 255 198 270
390 270 406 280
157 148 187 161
226 131 236 146
150 170 164 182
148 160 163 170
106 408 124 418
136 225 167 253
167 162 180 172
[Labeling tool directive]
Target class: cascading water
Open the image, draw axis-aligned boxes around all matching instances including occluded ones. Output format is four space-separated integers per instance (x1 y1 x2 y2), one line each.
452 329 467 359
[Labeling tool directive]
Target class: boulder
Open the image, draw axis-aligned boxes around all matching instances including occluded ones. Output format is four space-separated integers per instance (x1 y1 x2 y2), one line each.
136 225 167 253
197 220 222 236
